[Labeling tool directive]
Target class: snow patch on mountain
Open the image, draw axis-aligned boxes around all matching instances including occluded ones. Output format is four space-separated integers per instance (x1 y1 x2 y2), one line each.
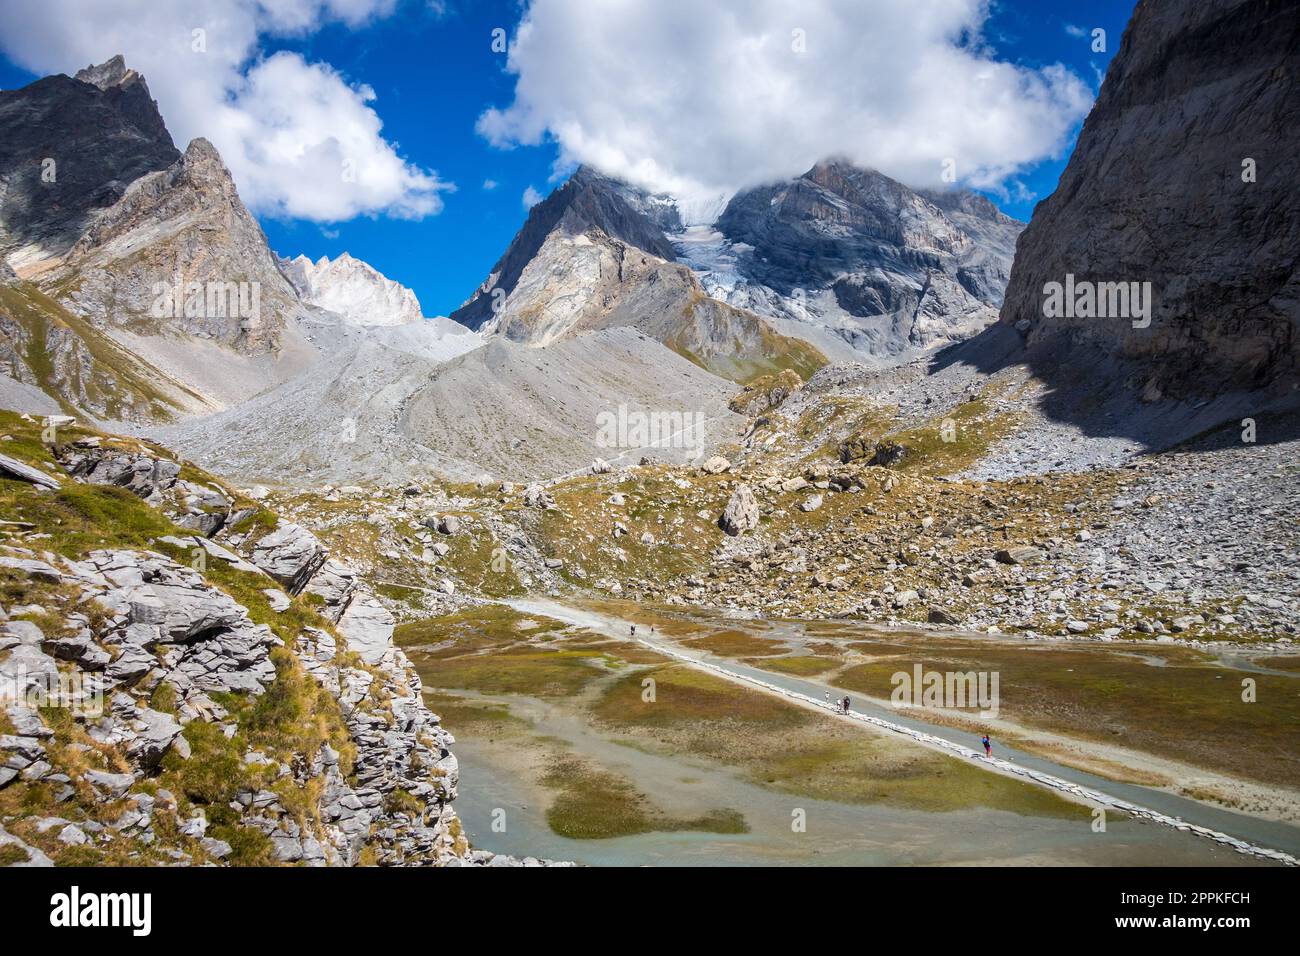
283 251 423 327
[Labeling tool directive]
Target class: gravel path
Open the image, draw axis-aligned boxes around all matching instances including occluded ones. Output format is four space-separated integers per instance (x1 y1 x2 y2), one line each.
508 597 1299 866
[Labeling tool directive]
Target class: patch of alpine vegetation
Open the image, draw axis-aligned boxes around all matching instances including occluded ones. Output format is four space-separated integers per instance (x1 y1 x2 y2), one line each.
0 411 565 866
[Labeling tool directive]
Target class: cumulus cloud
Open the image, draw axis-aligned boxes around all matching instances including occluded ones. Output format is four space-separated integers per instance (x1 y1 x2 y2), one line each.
0 0 452 222
478 0 1093 203
521 185 543 209
482 178 499 190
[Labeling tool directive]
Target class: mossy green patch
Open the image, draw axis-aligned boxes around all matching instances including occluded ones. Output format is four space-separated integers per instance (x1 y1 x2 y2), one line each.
683 629 789 658
832 642 1300 787
749 655 841 676
541 754 748 839
593 664 1084 817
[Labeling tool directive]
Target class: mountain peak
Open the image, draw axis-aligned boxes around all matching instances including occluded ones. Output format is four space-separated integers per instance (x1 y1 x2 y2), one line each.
283 251 423 327
449 166 680 329
0 54 178 271
74 54 140 91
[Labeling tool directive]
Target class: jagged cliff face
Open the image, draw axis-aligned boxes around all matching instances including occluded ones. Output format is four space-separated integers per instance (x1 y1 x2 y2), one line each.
451 166 680 330
706 161 1024 361
0 57 322 421
0 55 180 277
283 252 423 327
999 0 1300 399
52 137 300 354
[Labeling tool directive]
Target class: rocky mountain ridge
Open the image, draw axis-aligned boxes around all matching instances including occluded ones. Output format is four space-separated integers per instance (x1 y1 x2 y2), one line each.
283 251 424 328
0 412 562 866
699 160 1024 363
452 159 1024 381
0 54 179 278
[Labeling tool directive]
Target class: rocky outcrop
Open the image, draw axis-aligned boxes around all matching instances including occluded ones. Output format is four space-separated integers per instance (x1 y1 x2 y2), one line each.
0 451 60 489
250 523 329 594
998 0 1300 399
0 441 557 866
729 369 803 417
719 484 760 536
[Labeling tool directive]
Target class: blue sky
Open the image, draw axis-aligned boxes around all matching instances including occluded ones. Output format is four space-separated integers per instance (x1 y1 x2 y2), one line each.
0 0 1135 318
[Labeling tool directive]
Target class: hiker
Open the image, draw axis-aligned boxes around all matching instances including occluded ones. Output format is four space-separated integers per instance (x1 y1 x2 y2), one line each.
630 624 636 636
841 696 851 715
981 734 991 758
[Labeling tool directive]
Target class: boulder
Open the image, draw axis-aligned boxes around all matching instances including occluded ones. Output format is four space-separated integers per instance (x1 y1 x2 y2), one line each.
251 523 328 593
719 484 760 536
302 559 359 622
523 484 556 509
995 546 1045 565
337 592 395 666
0 453 60 490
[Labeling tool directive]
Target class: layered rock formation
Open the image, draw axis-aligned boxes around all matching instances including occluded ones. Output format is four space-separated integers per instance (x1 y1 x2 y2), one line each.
0 429 562 866
998 0 1300 400
451 167 827 383
705 160 1024 361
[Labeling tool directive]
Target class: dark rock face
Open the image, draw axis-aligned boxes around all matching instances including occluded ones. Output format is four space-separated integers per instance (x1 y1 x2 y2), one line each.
999 0 1300 399
450 165 679 329
0 55 179 273
713 160 1023 358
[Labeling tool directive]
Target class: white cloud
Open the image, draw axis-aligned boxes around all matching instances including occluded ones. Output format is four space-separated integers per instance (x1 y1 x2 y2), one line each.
0 0 452 222
1064 23 1088 38
478 0 1094 203
482 178 499 190
522 185 543 209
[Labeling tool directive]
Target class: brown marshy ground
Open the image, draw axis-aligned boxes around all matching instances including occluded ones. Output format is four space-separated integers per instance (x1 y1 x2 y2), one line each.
398 604 1088 839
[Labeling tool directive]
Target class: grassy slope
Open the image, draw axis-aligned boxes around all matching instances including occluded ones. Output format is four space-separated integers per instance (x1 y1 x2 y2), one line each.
0 282 204 421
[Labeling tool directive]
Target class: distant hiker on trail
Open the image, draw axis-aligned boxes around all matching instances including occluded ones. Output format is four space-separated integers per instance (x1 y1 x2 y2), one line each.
841 696 851 715
981 734 991 758
630 624 636 636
